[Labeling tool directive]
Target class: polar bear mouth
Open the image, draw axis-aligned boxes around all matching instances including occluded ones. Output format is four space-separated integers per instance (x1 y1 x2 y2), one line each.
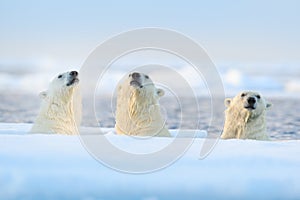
66 77 79 86
244 105 256 110
130 80 143 88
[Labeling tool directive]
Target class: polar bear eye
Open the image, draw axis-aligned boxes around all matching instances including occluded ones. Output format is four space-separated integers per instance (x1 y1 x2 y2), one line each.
256 95 261 99
145 75 149 79
241 93 246 97
58 75 63 79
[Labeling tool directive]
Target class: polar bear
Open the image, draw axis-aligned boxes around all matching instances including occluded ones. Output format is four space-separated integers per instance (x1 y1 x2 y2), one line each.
221 91 271 140
30 71 82 135
115 72 170 137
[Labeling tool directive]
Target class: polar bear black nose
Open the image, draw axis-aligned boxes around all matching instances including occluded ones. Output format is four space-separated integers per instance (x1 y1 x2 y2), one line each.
70 71 78 76
247 97 256 105
131 72 140 79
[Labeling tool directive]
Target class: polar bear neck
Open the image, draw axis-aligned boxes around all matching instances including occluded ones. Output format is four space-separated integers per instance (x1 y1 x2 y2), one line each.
128 89 157 120
116 88 167 136
34 87 78 134
51 87 74 104
49 88 75 118
244 110 267 139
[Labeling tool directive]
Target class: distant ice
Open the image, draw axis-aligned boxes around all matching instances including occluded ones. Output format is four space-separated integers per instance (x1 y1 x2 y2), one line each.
0 58 80 94
0 60 299 97
222 68 283 95
285 80 300 93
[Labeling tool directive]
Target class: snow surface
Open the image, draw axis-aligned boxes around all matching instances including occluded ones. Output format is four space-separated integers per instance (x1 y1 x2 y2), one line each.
1 123 300 199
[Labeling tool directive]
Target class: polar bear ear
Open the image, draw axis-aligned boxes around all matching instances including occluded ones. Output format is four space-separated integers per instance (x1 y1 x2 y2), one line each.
266 102 272 109
157 88 165 97
224 98 231 107
39 91 48 99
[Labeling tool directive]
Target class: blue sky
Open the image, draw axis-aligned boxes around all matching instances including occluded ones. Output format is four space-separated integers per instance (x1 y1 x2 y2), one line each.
0 0 299 67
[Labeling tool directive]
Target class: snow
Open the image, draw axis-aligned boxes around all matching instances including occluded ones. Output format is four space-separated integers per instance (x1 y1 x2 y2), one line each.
1 123 300 199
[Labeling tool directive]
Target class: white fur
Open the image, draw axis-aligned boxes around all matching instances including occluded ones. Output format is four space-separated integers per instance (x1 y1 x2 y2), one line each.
31 71 82 135
115 72 170 137
221 91 271 140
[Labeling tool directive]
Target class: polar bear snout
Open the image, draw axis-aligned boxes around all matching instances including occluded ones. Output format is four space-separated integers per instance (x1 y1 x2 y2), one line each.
66 71 79 87
245 97 257 109
131 72 140 79
69 71 78 77
247 97 256 104
129 72 143 88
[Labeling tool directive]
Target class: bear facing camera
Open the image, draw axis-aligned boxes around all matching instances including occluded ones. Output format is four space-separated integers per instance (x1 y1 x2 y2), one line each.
115 72 171 137
30 71 82 135
221 91 272 140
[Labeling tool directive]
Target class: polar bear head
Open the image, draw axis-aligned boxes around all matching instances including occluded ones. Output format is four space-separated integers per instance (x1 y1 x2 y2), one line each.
221 91 271 140
115 72 170 137
31 70 81 134
224 91 271 119
119 72 165 103
39 71 79 101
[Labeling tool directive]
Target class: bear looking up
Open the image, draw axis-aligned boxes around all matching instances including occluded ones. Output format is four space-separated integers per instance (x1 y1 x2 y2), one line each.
221 91 271 140
30 71 82 134
115 72 170 137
